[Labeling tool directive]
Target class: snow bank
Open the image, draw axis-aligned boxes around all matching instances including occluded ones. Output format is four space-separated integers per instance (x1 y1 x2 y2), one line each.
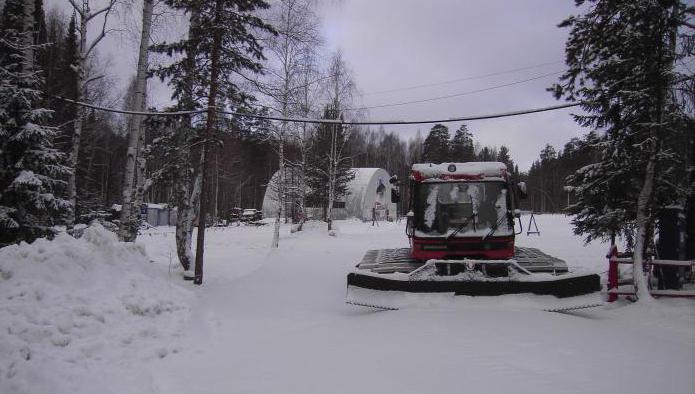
412 162 506 179
0 224 191 394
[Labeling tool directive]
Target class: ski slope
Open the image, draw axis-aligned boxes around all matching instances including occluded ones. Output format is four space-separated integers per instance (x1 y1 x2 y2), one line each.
1 215 694 393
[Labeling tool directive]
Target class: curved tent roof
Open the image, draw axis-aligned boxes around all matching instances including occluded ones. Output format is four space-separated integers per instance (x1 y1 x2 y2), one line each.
345 168 396 221
261 167 397 221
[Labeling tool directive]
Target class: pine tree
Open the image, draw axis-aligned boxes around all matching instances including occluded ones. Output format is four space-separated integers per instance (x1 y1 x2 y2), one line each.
422 123 449 164
552 0 693 299
151 0 273 283
496 145 514 172
477 146 497 162
449 124 475 162
0 0 70 245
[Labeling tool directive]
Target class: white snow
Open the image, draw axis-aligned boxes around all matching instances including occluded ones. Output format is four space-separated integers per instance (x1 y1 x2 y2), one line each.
496 189 509 227
412 161 507 179
424 185 439 228
0 224 191 394
467 183 481 216
11 171 42 187
1 215 694 394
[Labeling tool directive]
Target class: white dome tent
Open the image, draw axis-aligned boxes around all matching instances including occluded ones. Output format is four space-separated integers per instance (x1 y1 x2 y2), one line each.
345 168 397 221
261 167 397 221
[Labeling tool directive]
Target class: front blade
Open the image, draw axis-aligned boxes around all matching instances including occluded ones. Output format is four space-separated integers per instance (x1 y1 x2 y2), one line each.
347 271 601 298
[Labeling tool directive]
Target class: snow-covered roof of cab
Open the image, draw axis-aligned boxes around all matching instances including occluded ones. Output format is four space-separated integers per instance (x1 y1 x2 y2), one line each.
411 162 507 181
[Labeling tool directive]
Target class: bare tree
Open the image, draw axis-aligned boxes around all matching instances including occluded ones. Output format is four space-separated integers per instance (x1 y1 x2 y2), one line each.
66 0 118 230
322 50 356 231
291 52 322 231
261 0 321 247
119 0 154 241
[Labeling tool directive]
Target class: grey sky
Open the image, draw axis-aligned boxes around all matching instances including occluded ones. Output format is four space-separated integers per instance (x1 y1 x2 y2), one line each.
43 0 588 170
319 0 586 170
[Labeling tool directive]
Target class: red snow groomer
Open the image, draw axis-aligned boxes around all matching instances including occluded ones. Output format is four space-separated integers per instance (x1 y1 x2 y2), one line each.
346 162 600 308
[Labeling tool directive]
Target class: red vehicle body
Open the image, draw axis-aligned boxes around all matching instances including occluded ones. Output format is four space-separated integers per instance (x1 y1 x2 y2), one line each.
346 162 600 305
406 162 521 262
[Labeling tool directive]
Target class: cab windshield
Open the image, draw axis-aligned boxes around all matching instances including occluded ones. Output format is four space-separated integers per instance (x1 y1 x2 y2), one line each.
415 181 511 237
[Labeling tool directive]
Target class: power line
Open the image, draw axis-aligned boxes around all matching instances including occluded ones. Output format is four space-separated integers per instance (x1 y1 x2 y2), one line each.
50 93 580 126
49 73 695 126
347 70 563 111
363 60 563 96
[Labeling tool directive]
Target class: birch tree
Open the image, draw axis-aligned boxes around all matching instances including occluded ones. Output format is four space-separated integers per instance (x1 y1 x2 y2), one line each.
291 52 321 231
321 51 356 231
66 0 118 231
259 0 321 247
119 0 153 241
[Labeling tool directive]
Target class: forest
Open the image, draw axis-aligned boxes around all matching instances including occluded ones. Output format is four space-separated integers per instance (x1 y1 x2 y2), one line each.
1 0 693 286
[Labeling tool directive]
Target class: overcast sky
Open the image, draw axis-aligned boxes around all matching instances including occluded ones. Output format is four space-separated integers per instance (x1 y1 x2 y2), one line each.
318 0 588 170
44 0 590 170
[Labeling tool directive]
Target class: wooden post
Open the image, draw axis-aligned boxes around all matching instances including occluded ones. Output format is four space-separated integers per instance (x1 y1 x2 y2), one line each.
607 245 619 302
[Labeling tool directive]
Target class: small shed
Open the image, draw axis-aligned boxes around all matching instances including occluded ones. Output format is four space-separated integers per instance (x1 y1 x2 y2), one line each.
110 203 177 227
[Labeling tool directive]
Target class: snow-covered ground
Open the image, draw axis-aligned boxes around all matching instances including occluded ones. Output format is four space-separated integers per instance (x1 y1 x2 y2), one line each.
1 215 694 394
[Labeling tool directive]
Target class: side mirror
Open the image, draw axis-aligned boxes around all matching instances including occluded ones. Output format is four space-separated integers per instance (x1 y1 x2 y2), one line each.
391 189 400 203
516 182 528 199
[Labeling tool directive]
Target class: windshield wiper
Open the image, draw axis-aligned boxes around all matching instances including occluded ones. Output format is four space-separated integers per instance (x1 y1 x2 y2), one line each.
446 212 477 240
482 214 508 241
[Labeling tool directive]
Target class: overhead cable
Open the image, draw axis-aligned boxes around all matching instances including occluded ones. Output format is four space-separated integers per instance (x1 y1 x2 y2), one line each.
364 60 563 96
50 93 580 126
346 70 563 111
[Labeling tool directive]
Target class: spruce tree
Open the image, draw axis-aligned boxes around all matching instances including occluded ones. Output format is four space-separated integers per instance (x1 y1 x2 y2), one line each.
552 0 693 299
422 123 450 164
477 146 497 162
449 124 475 162
0 0 70 245
496 145 514 171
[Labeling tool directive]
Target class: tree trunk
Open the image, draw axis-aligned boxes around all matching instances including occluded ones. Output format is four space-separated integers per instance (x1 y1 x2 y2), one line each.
175 180 191 271
176 171 202 272
326 124 336 231
119 0 153 241
66 11 88 231
272 138 284 248
297 122 307 231
21 0 35 72
132 117 148 220
632 152 656 301
193 0 224 285
174 9 200 273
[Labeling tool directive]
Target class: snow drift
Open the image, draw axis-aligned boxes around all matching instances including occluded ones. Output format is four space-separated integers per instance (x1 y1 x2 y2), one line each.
0 224 191 394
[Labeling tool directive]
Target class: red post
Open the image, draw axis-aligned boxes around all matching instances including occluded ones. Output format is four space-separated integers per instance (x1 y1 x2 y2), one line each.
607 245 619 302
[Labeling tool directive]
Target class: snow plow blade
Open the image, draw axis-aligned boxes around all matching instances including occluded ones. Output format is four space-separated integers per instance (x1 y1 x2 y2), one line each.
347 270 601 298
346 249 601 306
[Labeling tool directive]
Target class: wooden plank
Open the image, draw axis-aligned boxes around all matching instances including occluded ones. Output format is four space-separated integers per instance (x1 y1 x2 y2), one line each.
651 259 695 267
650 289 695 297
